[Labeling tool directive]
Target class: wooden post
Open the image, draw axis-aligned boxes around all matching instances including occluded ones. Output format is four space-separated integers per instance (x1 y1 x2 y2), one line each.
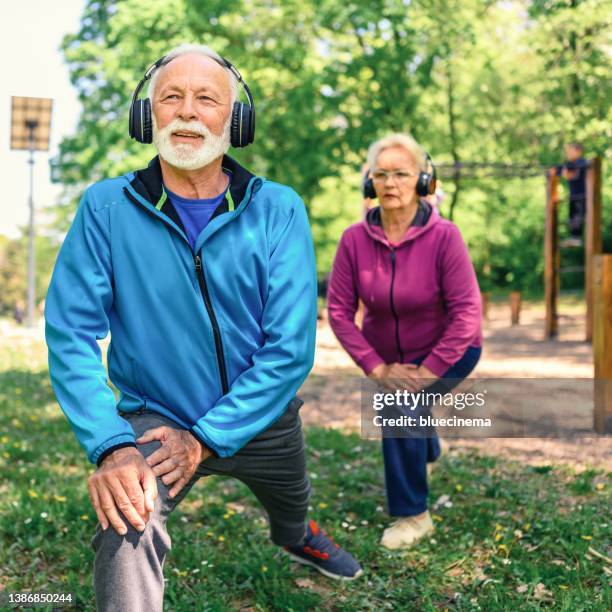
544 170 560 338
593 255 612 434
355 298 365 330
585 157 603 343
481 292 490 321
509 291 521 325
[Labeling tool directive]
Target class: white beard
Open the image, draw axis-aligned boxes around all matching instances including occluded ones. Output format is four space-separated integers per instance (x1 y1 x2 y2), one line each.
152 115 231 171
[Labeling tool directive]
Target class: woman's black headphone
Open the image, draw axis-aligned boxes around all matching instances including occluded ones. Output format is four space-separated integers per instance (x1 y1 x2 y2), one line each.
362 152 437 199
128 54 256 148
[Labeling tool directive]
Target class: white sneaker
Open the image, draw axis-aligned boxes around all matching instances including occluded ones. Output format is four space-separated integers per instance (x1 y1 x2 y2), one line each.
380 511 435 550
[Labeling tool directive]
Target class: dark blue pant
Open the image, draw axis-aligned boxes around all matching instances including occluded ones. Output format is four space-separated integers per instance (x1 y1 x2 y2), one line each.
382 346 482 516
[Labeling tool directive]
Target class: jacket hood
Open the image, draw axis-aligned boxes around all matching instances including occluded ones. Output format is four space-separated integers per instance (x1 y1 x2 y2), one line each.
362 201 441 247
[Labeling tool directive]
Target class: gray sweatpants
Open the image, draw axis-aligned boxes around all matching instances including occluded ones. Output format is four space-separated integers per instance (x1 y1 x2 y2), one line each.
91 397 310 612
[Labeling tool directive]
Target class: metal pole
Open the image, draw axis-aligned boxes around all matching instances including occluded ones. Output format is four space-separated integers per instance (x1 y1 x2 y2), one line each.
26 122 36 328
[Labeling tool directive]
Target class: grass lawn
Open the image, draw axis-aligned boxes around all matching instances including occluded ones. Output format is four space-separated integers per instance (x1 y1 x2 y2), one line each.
0 339 610 611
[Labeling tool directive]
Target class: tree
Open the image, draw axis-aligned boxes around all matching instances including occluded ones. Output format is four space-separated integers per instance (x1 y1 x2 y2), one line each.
52 0 610 291
0 234 59 317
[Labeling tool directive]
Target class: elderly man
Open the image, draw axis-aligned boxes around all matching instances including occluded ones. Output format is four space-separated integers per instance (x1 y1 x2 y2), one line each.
45 43 362 611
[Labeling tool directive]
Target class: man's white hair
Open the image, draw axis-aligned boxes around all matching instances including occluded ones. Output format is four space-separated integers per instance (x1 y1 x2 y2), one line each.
147 43 238 105
367 133 427 171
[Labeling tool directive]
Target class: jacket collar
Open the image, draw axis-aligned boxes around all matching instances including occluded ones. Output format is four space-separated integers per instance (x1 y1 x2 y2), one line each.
129 154 256 232
363 201 439 247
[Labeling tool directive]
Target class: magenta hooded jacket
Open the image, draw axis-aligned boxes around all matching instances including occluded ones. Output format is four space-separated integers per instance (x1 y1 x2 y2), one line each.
327 205 482 377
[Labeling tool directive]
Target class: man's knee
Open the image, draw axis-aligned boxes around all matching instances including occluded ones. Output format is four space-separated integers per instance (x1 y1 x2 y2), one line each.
92 511 170 612
92 503 171 558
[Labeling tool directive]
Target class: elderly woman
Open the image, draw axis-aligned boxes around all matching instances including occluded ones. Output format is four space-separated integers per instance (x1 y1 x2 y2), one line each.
327 133 482 549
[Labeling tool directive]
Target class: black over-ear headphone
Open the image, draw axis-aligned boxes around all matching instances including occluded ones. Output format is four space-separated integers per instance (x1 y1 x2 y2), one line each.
362 152 437 199
128 54 256 148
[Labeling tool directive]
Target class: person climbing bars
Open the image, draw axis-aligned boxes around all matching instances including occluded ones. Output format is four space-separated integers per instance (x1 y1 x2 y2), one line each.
556 142 588 248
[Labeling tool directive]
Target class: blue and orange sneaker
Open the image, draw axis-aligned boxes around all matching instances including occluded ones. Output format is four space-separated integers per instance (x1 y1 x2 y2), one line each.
284 520 363 580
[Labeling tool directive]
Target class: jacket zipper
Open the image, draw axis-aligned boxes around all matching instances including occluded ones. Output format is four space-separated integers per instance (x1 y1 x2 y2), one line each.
123 187 230 396
389 248 404 363
194 255 230 394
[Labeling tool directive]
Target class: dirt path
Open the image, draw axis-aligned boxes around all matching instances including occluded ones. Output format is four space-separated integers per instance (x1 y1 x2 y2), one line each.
299 301 610 471
2 302 608 470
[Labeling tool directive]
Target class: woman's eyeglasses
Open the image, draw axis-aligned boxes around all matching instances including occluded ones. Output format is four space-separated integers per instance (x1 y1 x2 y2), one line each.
371 170 418 183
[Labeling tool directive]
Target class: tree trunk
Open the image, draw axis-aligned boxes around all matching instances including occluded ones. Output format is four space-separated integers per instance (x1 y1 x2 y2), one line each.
446 58 461 221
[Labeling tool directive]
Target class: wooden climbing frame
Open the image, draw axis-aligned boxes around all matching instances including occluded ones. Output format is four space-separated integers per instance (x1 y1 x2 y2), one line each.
544 157 602 342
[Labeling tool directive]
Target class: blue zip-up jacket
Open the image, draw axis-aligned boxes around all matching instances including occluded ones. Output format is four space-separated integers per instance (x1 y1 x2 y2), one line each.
45 155 317 465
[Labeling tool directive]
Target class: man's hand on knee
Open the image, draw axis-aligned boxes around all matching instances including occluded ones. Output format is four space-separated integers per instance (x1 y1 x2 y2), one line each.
88 447 158 536
137 426 212 499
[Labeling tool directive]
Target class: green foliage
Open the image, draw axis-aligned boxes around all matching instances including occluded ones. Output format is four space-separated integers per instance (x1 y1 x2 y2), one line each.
528 0 611 157
0 234 59 317
51 0 611 292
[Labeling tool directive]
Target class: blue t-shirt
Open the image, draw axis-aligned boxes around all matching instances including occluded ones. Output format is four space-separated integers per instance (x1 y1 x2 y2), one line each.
165 179 229 250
